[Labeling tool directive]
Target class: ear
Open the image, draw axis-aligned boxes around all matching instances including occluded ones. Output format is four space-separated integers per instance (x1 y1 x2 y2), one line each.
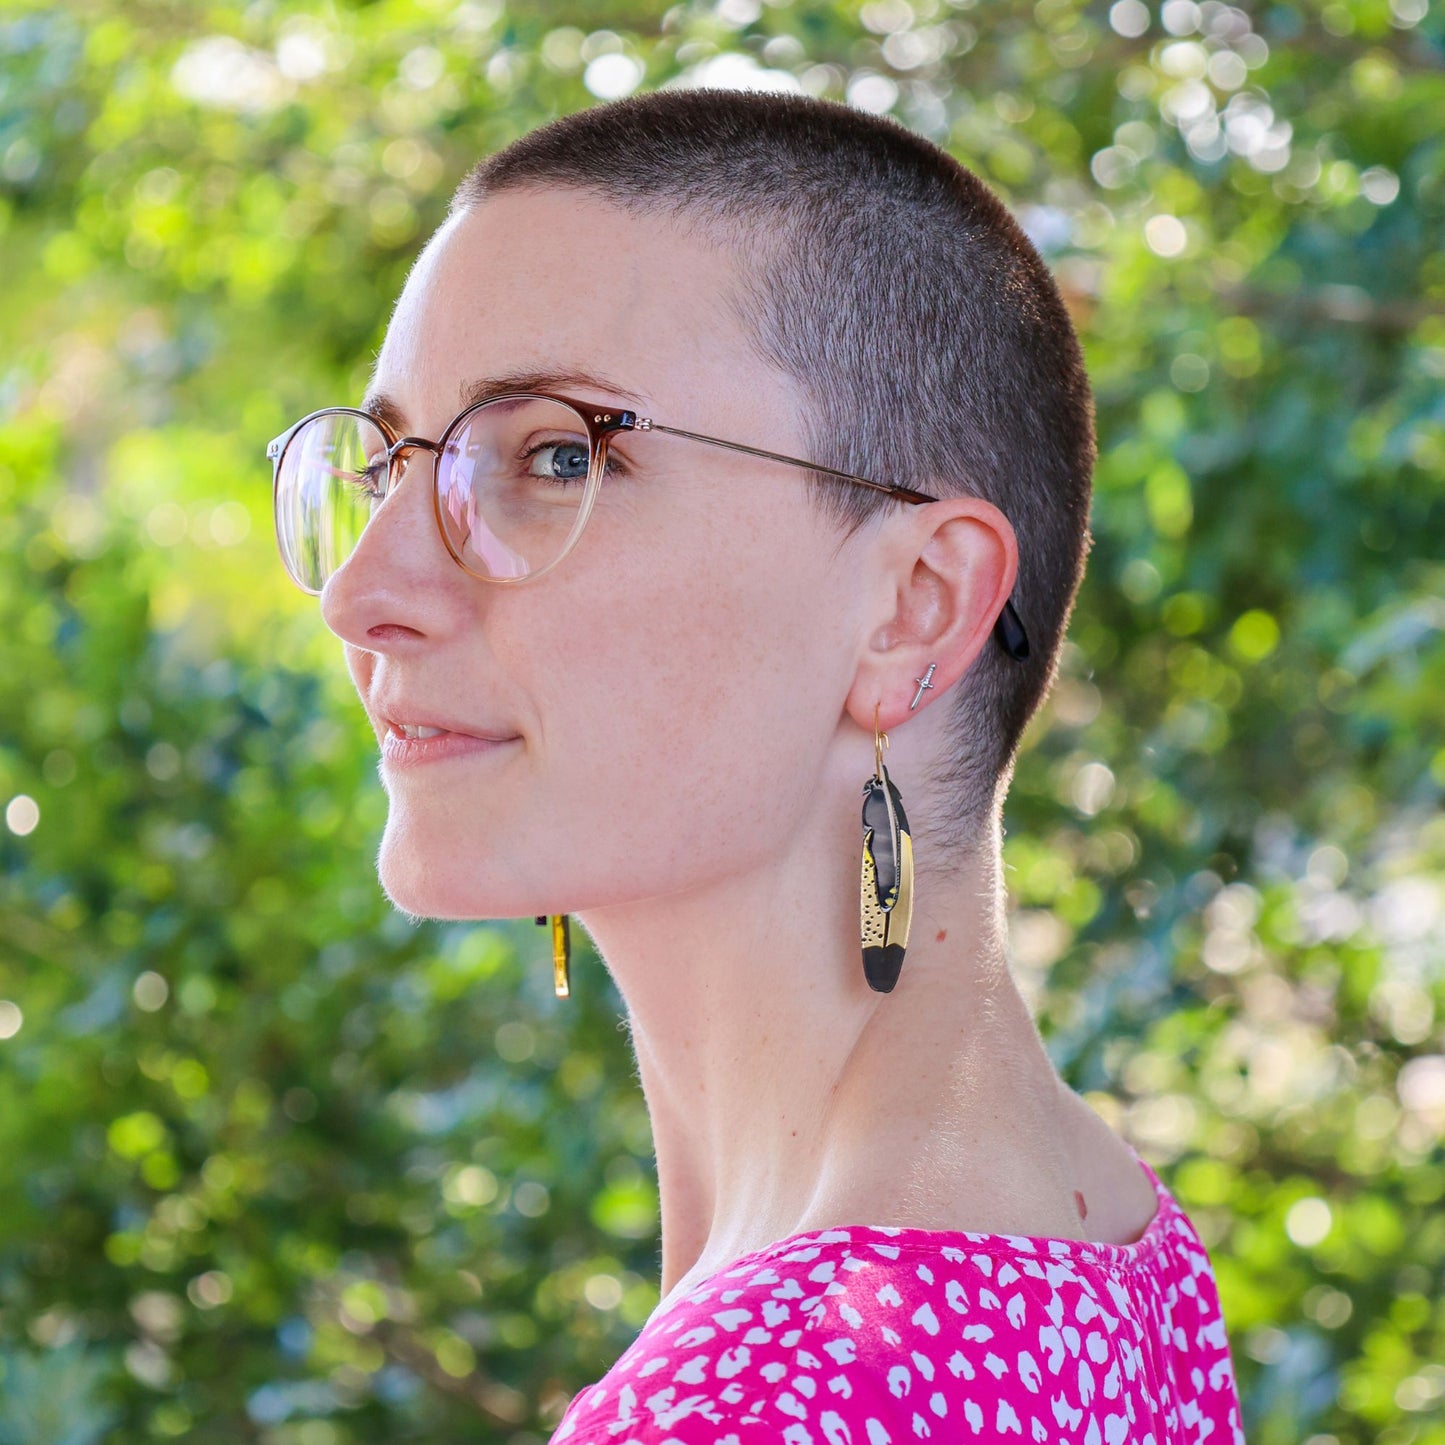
846 495 1019 734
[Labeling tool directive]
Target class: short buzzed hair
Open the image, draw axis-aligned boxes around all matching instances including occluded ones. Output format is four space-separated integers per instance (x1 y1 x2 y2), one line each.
452 89 1095 851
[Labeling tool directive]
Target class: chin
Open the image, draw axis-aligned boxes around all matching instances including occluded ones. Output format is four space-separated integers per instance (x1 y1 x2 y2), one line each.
375 813 552 923
375 829 483 922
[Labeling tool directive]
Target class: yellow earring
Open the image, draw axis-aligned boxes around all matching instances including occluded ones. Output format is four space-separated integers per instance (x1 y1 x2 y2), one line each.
535 914 572 998
859 703 914 992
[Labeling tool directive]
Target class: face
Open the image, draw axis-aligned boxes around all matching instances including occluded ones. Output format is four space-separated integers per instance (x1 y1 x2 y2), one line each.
320 188 872 920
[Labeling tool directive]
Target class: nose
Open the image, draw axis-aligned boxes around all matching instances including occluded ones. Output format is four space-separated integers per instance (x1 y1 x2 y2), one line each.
319 441 465 652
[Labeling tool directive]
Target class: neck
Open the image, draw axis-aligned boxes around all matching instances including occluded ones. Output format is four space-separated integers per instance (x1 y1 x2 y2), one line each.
577 791 1065 1304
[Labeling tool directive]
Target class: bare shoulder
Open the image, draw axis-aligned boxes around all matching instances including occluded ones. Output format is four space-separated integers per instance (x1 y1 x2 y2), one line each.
939 1108 1159 1246
1053 1086 1161 1245
803 1085 1160 1247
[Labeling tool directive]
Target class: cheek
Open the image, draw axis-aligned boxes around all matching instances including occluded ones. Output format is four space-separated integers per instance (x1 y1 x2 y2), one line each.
371 499 854 913
345 646 378 719
539 502 834 802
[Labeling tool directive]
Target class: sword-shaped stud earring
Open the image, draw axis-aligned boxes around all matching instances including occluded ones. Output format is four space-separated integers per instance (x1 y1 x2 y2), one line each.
909 663 937 711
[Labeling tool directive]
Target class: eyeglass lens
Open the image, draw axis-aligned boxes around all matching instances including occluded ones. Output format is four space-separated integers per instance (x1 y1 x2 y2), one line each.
274 396 597 592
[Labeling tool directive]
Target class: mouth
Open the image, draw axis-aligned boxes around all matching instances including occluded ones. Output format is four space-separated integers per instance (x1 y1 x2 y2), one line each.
382 717 518 742
378 715 521 763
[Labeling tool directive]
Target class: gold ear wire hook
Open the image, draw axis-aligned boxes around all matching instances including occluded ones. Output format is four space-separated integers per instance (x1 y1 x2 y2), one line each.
874 701 889 778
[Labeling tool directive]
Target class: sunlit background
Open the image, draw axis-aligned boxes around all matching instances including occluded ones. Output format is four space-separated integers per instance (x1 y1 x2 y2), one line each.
1 1 1442 1441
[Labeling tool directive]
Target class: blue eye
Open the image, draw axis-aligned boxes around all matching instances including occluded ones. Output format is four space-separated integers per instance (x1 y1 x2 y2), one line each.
524 440 591 485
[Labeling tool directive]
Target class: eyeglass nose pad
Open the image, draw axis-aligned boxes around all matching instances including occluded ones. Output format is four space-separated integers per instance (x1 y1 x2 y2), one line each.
388 437 444 462
384 437 443 492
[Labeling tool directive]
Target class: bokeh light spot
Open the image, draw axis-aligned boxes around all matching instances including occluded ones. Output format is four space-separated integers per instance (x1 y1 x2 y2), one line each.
1109 0 1150 37
1145 214 1189 257
1229 609 1281 662
1286 1196 1333 1247
133 971 170 1011
5 795 40 836
584 53 643 99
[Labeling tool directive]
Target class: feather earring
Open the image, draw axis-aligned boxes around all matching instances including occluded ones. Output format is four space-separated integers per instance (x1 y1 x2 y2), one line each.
535 914 572 998
859 705 914 993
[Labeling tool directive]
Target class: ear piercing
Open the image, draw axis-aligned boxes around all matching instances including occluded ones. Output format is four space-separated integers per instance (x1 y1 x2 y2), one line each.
909 663 936 710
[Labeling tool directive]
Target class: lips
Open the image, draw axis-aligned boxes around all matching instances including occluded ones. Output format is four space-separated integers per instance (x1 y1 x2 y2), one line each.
377 710 517 743
378 720 520 767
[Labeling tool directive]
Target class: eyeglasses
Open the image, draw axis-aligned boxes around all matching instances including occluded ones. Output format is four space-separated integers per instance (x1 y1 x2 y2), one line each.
267 391 1030 661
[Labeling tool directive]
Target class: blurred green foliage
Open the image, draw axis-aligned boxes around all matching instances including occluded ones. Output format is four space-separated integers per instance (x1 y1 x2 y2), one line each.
0 0 1442 1440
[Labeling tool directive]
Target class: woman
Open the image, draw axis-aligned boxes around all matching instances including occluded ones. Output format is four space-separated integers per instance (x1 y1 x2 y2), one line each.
267 90 1244 1443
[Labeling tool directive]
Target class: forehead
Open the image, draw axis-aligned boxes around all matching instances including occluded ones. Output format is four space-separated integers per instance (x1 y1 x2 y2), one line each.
368 187 772 431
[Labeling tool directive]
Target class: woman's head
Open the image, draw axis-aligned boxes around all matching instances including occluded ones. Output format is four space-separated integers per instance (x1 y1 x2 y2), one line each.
318 90 1093 922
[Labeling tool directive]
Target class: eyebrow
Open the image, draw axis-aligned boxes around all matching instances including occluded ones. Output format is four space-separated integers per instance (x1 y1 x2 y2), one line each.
361 367 649 433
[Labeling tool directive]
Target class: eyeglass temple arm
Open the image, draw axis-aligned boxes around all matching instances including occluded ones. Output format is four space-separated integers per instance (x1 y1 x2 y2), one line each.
635 419 935 502
631 420 1030 663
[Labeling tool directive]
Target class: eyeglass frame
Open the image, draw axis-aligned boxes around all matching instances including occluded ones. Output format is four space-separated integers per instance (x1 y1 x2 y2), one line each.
266 390 1031 662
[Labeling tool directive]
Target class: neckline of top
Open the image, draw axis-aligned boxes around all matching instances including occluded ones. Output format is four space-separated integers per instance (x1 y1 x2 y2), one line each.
651 1147 1176 1326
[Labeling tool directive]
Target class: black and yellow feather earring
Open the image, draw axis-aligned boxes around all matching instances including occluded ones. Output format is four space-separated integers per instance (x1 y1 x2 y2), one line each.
535 914 572 998
859 698 916 993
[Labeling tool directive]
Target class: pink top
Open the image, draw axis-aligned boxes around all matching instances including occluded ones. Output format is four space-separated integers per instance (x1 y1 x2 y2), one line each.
550 1151 1244 1444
